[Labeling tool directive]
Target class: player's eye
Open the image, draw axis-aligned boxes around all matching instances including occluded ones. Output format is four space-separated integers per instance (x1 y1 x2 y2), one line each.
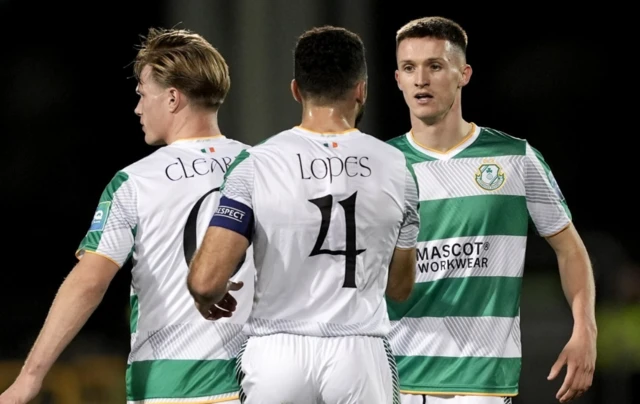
403 65 414 72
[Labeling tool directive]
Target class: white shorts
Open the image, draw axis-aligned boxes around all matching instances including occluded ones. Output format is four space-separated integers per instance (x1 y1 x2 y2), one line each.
401 394 513 404
237 334 399 404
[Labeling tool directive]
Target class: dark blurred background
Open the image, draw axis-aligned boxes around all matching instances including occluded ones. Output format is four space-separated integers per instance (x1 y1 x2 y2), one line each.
1 1 637 403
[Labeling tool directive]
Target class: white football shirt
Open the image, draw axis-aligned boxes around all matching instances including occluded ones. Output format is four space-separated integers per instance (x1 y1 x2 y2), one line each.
76 136 255 402
214 127 419 338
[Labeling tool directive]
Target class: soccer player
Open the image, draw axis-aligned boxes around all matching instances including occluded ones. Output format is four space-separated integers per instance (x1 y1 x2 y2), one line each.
0 28 253 404
186 26 419 404
386 16 597 404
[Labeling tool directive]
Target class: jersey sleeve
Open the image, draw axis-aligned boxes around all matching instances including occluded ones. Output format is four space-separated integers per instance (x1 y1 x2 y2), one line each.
76 171 138 267
396 163 420 249
524 142 571 237
209 150 255 240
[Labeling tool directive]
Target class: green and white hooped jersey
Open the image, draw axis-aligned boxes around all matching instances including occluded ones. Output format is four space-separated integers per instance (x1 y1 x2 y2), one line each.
76 136 254 403
386 124 571 397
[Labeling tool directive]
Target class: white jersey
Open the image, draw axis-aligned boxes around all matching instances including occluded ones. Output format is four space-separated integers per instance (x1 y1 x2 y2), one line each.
76 136 254 403
217 126 419 338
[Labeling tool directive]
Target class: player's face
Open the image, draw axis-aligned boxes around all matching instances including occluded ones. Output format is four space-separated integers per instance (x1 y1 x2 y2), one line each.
395 37 470 124
134 65 172 145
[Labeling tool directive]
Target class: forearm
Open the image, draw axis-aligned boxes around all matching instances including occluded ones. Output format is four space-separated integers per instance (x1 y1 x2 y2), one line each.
21 268 108 380
387 247 416 301
188 227 247 307
188 246 228 307
557 248 596 334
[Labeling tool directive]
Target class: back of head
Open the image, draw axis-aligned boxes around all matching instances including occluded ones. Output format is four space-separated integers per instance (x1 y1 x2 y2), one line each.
294 26 367 104
134 28 230 110
396 16 468 58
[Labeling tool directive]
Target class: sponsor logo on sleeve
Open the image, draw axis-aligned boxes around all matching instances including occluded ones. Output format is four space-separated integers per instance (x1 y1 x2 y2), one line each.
89 201 111 232
547 171 565 201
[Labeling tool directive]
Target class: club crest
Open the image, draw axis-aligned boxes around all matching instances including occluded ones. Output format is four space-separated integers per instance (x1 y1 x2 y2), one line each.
475 160 506 191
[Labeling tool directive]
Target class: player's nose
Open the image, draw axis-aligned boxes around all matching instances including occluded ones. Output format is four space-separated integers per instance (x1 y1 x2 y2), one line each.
414 67 429 87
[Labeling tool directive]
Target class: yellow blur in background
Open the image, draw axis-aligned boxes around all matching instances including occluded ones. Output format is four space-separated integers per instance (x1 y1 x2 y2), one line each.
0 356 125 404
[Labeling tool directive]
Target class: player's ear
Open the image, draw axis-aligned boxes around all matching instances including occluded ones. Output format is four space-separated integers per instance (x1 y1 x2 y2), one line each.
168 88 180 112
291 79 302 103
459 64 472 88
355 80 367 105
395 69 401 90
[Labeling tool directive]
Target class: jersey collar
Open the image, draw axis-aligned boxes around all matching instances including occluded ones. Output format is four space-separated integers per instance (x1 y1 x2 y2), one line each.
171 135 227 145
405 123 481 161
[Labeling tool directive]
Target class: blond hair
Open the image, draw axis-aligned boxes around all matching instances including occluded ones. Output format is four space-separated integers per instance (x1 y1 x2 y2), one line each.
134 28 230 110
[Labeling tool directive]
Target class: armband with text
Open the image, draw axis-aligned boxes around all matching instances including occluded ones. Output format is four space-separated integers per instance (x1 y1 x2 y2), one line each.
209 196 254 241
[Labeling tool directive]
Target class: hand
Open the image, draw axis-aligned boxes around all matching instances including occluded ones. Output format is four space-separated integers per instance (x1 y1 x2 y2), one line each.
548 327 597 402
0 374 42 404
195 281 244 320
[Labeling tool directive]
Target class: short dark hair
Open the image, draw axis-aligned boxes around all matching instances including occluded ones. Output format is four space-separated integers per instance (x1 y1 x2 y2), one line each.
294 26 367 103
396 16 468 56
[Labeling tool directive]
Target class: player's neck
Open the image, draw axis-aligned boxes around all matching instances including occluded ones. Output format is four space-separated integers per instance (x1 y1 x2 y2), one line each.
299 104 357 134
409 109 472 153
166 111 223 144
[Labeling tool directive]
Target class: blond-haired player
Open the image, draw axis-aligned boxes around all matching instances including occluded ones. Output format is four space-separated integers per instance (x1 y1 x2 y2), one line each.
0 28 253 404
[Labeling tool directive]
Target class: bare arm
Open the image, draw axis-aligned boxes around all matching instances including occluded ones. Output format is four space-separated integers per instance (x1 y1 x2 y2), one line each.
546 223 597 402
547 223 596 334
386 163 420 302
187 150 254 318
1 172 135 404
387 247 416 301
187 226 248 309
522 142 596 401
22 253 118 382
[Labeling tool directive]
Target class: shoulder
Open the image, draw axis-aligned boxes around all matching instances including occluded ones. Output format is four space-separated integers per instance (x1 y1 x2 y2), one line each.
99 155 158 191
479 126 547 159
471 125 531 156
223 137 252 152
479 126 527 143
99 170 134 195
386 132 410 149
258 129 297 146
385 133 416 164
357 131 407 160
118 146 171 178
242 129 298 158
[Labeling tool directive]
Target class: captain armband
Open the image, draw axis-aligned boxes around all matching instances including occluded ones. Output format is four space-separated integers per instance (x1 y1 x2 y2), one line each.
209 196 254 241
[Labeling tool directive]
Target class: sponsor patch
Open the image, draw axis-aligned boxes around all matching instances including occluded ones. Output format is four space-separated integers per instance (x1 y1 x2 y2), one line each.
547 171 565 201
89 201 111 232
